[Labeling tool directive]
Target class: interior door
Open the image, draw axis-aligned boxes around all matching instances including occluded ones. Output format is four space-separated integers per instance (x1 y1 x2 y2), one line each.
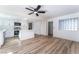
48 22 53 36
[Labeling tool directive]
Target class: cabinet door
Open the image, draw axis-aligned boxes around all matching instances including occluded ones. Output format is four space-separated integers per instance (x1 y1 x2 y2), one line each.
5 19 14 37
21 20 28 30
0 18 9 28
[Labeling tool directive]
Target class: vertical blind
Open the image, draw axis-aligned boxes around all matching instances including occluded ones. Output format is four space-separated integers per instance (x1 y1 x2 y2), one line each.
59 17 78 31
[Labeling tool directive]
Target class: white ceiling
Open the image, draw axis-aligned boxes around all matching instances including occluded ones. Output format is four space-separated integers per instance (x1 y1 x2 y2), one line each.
0 5 79 19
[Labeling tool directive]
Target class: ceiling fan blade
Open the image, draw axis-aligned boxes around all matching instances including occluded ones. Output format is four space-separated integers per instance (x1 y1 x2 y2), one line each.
38 11 45 13
35 5 41 11
28 12 34 15
36 13 39 16
30 7 35 9
25 7 33 11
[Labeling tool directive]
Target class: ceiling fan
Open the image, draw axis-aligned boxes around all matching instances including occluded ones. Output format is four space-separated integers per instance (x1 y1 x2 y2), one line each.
25 5 46 16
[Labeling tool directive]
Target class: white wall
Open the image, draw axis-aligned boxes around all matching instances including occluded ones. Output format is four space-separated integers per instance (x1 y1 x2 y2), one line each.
49 12 79 42
33 20 48 35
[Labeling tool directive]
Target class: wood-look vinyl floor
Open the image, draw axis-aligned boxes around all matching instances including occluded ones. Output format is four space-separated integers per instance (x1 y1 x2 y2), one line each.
0 36 79 54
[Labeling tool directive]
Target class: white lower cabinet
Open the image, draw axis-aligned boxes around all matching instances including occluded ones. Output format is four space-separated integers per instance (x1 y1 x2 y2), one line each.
5 29 14 37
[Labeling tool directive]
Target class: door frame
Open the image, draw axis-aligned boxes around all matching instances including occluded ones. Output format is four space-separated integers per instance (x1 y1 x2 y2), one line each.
48 21 53 36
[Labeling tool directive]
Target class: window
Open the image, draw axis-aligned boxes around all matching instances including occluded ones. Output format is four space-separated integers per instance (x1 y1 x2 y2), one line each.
59 17 78 31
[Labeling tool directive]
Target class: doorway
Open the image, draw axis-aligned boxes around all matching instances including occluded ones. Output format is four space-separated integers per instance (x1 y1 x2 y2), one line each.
48 22 53 36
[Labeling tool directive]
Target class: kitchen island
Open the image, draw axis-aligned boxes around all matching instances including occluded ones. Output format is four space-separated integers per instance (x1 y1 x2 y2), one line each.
0 28 6 48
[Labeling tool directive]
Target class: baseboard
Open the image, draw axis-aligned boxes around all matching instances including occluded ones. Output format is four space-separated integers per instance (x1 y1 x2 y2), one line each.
53 36 79 42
